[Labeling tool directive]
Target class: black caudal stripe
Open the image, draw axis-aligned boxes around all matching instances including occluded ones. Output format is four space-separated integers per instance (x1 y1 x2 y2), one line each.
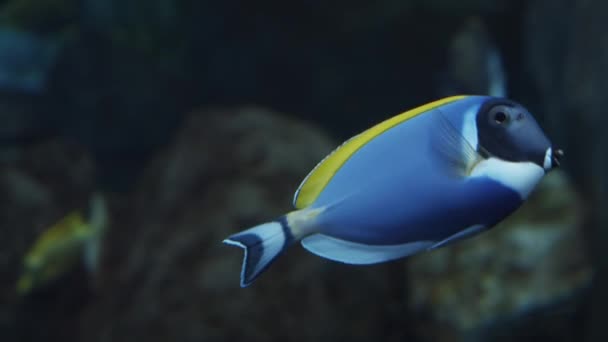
276 216 294 249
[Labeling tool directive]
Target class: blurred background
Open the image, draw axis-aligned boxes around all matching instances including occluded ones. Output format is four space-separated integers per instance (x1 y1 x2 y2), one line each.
0 0 606 341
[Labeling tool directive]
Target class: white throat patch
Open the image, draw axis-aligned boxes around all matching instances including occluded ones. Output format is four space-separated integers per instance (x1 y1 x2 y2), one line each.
470 158 545 199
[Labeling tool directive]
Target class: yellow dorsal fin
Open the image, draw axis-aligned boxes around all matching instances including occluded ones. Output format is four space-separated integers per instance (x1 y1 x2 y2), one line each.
293 95 467 209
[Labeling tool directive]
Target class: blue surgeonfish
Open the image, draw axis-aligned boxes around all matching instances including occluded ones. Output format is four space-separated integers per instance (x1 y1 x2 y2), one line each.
223 96 563 287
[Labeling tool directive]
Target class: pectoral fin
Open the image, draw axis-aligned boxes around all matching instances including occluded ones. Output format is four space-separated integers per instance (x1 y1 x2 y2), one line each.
430 109 483 177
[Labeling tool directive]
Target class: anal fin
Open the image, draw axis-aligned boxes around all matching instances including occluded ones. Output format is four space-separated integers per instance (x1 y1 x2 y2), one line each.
301 234 434 265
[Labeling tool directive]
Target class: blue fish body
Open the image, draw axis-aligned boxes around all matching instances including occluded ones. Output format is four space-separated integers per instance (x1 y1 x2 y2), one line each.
309 96 521 245
224 95 556 287
315 178 521 245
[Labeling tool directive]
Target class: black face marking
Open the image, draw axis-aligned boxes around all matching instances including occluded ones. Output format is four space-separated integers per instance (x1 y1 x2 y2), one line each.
476 98 552 168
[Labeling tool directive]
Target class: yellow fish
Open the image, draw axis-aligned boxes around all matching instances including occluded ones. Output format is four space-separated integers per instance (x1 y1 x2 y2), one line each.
16 193 108 295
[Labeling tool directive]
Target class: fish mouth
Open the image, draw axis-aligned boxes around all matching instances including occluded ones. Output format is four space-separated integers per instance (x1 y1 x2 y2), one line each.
544 147 563 171
552 148 564 168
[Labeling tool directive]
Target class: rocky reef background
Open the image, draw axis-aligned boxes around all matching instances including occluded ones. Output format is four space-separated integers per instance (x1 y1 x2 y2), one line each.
0 0 605 341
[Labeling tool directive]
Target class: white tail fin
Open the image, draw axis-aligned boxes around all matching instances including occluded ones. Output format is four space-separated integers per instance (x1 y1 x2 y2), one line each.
223 208 327 287
223 220 293 287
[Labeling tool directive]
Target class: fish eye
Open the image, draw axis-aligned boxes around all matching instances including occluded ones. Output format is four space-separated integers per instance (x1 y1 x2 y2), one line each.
494 111 508 124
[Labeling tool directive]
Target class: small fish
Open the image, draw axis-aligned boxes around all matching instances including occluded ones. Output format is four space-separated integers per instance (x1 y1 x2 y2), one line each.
16 193 108 295
224 96 562 287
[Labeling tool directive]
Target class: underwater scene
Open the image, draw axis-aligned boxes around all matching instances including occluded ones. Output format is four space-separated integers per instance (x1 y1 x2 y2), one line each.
0 0 606 341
